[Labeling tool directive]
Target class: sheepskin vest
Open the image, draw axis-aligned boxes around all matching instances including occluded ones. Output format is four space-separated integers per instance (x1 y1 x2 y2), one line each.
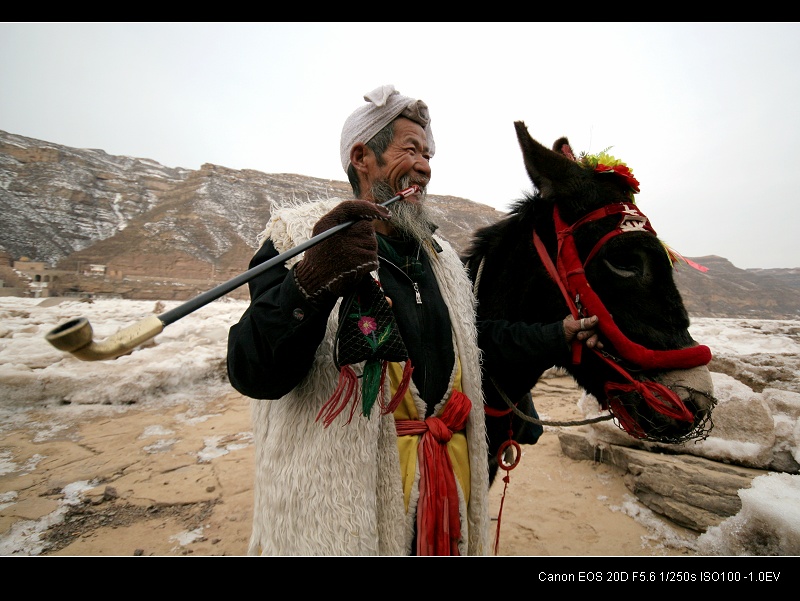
249 198 490 556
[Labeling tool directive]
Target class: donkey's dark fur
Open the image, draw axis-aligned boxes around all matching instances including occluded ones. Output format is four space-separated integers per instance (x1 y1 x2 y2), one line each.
463 122 715 483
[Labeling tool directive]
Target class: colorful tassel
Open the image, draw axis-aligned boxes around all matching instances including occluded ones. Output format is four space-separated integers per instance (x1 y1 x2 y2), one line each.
316 365 359 428
382 359 413 415
361 358 383 417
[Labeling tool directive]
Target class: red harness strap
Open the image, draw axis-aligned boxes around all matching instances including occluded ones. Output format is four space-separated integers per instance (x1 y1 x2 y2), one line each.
538 204 712 371
533 203 712 433
395 390 472 556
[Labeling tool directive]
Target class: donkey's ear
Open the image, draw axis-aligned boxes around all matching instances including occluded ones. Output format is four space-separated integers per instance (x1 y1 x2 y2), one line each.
552 137 576 161
514 121 583 200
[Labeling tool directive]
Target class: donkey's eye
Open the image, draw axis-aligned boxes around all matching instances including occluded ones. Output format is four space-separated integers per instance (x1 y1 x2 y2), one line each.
602 249 645 278
603 258 638 277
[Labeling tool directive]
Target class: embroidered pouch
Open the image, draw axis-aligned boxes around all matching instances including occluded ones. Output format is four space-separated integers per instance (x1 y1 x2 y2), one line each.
316 276 413 427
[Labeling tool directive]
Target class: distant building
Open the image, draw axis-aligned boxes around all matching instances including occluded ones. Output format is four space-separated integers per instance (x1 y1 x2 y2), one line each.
15 257 49 277
10 256 62 298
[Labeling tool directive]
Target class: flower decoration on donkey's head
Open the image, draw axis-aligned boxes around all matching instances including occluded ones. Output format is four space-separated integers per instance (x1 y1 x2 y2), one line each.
578 147 706 273
579 148 640 201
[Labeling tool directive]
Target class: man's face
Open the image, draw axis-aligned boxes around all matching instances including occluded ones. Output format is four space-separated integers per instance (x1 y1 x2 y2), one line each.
371 118 431 202
367 118 433 240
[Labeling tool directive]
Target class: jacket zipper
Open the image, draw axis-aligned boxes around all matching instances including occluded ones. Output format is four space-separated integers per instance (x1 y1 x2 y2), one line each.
378 256 431 407
379 256 423 305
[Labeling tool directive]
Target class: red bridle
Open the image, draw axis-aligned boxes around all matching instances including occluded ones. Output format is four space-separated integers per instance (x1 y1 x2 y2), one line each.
533 202 713 437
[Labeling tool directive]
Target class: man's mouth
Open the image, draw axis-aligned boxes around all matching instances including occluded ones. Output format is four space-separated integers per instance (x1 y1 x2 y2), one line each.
404 183 426 202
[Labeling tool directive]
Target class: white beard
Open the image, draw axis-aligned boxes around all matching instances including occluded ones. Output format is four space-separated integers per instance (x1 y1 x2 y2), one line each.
371 179 434 244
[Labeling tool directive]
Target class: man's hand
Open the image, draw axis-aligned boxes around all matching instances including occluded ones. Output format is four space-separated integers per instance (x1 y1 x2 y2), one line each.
294 200 391 301
562 315 603 349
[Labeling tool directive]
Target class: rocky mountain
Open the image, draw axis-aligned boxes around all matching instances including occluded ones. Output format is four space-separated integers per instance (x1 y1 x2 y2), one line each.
0 130 502 302
2 129 799 318
673 256 800 320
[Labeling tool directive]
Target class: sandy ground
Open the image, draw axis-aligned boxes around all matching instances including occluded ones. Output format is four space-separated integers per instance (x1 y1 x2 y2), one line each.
0 376 700 556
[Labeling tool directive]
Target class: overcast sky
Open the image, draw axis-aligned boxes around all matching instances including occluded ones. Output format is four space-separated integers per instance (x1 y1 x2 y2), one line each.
2 22 798 269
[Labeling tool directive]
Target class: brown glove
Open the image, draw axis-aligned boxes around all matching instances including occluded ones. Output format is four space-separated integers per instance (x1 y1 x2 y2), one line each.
294 200 391 302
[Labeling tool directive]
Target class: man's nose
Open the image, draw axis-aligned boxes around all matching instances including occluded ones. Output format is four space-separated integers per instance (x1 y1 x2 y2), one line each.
415 156 432 178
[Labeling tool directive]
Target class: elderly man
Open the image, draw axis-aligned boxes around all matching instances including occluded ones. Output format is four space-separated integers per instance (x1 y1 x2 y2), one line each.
227 85 600 556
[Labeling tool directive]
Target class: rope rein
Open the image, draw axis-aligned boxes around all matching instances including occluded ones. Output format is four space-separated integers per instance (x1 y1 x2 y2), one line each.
489 376 613 427
472 256 485 297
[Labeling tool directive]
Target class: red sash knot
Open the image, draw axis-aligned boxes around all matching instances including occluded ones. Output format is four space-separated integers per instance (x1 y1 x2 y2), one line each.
395 390 472 556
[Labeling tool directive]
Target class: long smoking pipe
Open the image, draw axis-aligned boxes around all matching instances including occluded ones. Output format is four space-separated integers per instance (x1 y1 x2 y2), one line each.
45 185 421 361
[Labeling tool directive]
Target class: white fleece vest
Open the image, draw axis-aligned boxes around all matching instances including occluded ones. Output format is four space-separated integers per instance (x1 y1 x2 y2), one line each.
249 198 490 556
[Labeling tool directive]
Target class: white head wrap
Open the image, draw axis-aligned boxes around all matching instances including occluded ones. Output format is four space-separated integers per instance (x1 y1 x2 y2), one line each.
340 84 435 173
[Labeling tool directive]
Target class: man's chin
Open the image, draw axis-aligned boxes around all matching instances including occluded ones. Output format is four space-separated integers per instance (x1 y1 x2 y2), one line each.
399 196 423 210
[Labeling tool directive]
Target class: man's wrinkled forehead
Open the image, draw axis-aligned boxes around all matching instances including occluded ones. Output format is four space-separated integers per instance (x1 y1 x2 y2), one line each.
394 118 432 154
